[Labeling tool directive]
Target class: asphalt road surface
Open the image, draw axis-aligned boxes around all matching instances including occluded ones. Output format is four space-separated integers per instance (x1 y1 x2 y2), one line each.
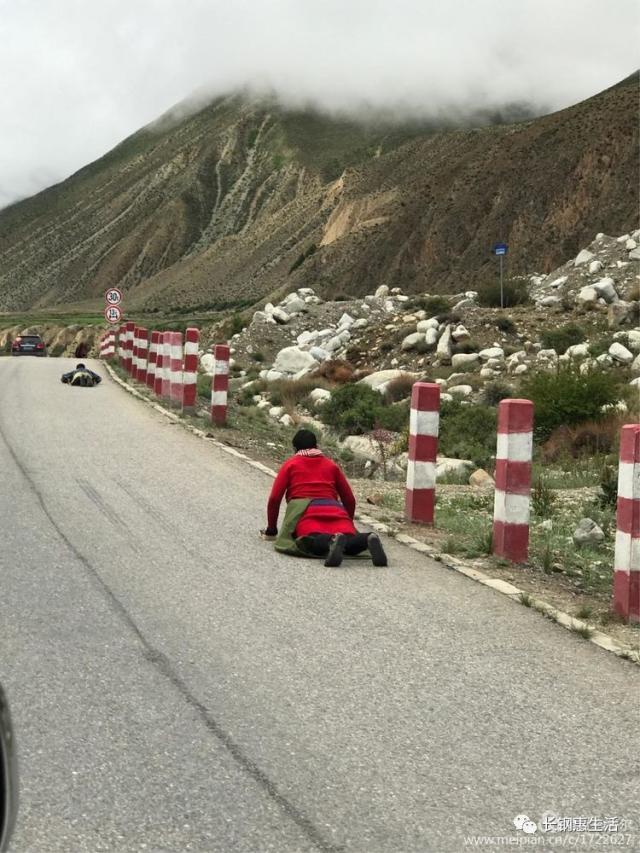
1 356 638 853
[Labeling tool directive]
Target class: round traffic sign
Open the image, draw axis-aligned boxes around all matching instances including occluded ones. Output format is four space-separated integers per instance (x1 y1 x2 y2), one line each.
104 305 122 324
105 288 123 306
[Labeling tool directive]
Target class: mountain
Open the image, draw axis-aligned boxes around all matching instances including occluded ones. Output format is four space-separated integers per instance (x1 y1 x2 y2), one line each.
0 74 637 313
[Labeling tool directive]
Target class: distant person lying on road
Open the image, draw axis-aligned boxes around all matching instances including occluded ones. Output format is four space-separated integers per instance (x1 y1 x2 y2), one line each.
61 363 102 387
261 428 388 567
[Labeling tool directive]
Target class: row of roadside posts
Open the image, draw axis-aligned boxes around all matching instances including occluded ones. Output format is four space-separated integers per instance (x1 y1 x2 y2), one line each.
98 321 230 426
99 315 640 625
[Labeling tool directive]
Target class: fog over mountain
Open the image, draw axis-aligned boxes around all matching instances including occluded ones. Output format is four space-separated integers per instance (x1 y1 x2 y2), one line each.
0 0 638 207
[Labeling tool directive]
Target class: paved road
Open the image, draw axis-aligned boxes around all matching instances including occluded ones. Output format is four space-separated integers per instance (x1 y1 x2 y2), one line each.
0 356 638 853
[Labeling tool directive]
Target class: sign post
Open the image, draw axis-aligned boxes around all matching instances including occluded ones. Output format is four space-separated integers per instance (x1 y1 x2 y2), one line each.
492 243 508 309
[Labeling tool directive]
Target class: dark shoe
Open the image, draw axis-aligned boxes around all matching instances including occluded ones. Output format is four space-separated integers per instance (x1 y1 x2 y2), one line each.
324 533 347 567
367 533 388 567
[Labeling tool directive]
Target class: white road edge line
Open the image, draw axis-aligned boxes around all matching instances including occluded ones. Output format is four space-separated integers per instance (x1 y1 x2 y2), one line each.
104 363 640 666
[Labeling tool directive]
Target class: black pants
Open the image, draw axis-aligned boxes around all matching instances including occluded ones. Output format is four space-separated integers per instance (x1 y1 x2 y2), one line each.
303 532 370 558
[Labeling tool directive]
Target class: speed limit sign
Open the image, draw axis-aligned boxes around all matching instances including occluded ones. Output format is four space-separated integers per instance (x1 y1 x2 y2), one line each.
105 288 123 306
105 305 122 324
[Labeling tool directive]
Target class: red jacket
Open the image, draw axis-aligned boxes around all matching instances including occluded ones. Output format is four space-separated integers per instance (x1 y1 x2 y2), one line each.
267 452 357 536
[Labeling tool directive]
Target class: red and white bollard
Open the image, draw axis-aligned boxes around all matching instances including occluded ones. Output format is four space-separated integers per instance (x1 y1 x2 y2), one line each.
492 399 533 563
100 330 115 359
613 424 640 623
211 344 230 425
125 321 135 375
132 326 140 380
147 331 158 390
137 327 148 385
161 332 172 400
154 332 165 397
182 327 200 413
118 325 126 364
170 331 183 406
405 382 440 524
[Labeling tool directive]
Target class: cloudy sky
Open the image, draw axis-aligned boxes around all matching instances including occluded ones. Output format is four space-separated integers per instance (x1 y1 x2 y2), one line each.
0 0 637 208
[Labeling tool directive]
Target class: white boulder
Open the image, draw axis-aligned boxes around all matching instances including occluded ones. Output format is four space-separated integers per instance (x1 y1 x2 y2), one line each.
309 388 331 406
609 342 634 364
628 247 640 261
538 295 560 307
309 347 330 362
272 307 291 324
577 286 599 306
401 332 424 351
448 384 473 397
589 260 604 274
272 346 317 376
338 313 355 329
374 285 390 299
566 343 590 360
574 249 595 266
359 369 408 393
573 518 605 548
451 353 480 369
437 457 473 478
479 347 504 361
425 328 439 346
297 330 317 346
417 318 440 332
436 324 453 363
593 277 619 304
452 325 470 342
549 276 568 288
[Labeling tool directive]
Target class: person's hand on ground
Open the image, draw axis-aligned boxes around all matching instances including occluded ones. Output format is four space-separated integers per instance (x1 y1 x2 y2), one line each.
260 527 278 541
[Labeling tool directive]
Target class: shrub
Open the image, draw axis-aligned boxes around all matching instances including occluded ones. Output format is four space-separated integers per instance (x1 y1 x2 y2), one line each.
588 338 610 358
250 351 265 362
540 323 586 354
321 383 383 435
438 400 497 469
482 380 513 407
269 376 330 410
531 477 556 518
414 295 450 315
598 464 618 508
522 367 622 442
477 278 530 308
627 282 640 302
495 315 516 333
375 401 410 433
384 373 416 402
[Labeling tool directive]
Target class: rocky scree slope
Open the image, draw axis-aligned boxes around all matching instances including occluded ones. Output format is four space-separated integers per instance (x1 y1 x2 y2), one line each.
0 74 637 312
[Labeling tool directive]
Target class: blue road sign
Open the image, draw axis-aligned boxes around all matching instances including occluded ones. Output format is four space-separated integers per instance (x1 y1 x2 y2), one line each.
493 242 508 256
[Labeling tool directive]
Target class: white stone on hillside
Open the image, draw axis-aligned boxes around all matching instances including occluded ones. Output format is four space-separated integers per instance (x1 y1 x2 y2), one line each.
574 249 595 266
316 328 334 339
437 457 473 477
514 364 528 375
452 298 475 311
352 318 368 329
359 369 407 393
343 435 383 462
417 318 439 332
629 247 640 261
200 353 215 375
566 343 589 359
452 325 470 342
272 307 291 324
630 377 640 388
309 347 330 362
309 388 331 406
425 328 439 346
617 234 630 243
538 295 560 306
626 239 638 250
480 368 499 379
338 313 355 329
573 518 604 547
269 406 284 419
256 400 271 410
479 346 504 361
297 287 315 297
304 295 322 304
375 285 390 299
549 276 568 288
396 295 410 302
384 299 396 313
593 277 618 304
609 342 634 364
577 286 599 305
436 324 453 362
596 354 614 368
448 384 473 397
451 353 480 369
266 369 285 382
284 298 306 314
440 392 453 403
401 332 423 351
272 346 317 375
589 260 604 274
297 330 317 346
324 336 344 353
279 413 294 427
627 331 640 351
465 291 478 300
537 349 558 360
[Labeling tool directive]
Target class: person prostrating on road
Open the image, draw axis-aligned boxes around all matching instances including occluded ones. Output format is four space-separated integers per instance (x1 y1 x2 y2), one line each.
261 428 388 567
61 363 102 387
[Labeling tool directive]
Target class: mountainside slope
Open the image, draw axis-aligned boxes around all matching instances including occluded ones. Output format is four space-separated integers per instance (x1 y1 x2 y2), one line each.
0 75 637 312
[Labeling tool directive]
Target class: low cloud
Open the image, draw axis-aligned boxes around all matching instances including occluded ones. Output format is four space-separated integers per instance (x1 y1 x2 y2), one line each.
0 0 637 206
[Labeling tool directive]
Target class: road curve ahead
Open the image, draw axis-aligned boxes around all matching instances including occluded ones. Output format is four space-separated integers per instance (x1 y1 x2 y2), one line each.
1 356 638 853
